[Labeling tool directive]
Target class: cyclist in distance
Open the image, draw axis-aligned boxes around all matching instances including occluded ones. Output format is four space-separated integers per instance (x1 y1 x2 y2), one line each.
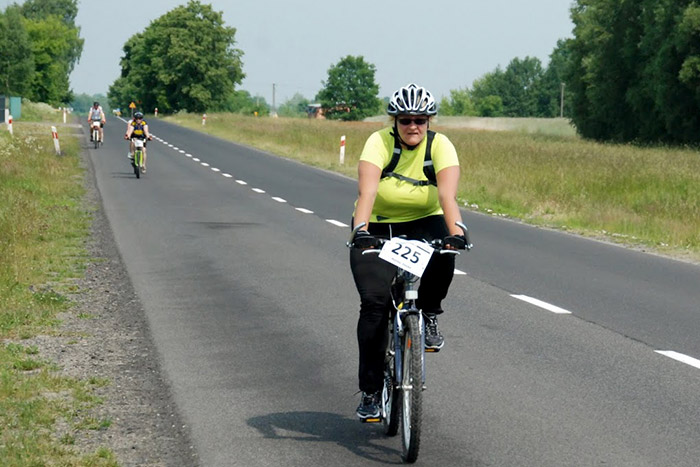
349 83 467 419
124 111 152 172
87 101 106 142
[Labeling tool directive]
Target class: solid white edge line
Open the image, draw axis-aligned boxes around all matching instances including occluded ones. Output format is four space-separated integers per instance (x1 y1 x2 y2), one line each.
295 208 314 214
511 294 572 314
271 197 287 203
655 351 700 370
326 219 348 227
252 188 265 193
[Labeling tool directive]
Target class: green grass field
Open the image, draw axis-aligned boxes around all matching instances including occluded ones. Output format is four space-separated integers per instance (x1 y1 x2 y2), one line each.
163 112 700 262
0 105 118 465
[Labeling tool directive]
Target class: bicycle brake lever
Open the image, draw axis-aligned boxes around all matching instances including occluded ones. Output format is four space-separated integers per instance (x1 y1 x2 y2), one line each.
455 221 473 251
347 222 367 248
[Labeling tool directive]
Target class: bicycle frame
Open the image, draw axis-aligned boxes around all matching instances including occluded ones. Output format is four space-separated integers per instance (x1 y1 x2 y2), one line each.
92 121 101 147
391 271 426 389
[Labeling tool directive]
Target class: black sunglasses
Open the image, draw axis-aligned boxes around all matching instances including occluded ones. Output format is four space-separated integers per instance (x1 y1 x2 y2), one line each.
397 117 428 126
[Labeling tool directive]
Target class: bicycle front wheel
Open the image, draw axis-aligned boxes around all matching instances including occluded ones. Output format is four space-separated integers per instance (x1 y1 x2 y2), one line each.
383 322 399 436
133 151 141 178
400 313 423 463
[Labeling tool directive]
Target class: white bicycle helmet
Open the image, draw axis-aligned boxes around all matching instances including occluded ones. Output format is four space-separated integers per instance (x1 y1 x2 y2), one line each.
387 83 437 116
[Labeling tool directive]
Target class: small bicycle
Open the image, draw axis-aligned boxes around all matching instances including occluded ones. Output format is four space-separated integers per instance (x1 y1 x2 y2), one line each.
91 120 102 148
131 138 146 178
348 221 472 463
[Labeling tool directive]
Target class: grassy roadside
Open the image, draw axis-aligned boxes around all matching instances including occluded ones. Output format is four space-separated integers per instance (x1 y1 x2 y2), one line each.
0 108 117 465
163 112 700 262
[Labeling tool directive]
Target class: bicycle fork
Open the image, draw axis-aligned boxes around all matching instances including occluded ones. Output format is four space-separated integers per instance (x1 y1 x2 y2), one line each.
393 310 427 391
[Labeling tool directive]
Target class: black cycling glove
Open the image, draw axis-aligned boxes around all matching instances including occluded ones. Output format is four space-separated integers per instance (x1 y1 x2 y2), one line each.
353 230 380 249
443 234 467 250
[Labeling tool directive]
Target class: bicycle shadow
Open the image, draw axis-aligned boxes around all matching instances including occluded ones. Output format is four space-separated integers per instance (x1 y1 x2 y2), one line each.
247 411 402 464
110 171 142 179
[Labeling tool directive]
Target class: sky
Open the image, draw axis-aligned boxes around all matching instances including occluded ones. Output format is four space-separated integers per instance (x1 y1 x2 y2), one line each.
3 0 575 105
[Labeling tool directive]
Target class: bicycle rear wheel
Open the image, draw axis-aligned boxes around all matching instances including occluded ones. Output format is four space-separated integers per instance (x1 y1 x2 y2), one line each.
400 313 423 463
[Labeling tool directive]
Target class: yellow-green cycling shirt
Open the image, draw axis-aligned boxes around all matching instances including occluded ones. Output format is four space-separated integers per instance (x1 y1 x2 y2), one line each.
355 126 459 223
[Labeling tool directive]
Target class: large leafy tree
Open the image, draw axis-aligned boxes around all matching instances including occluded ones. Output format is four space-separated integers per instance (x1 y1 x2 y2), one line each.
317 55 380 121
0 0 82 104
23 14 82 104
18 0 78 25
567 0 700 143
109 1 244 113
0 6 34 96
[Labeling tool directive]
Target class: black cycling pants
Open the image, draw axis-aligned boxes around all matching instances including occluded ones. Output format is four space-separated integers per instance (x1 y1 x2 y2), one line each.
349 215 455 393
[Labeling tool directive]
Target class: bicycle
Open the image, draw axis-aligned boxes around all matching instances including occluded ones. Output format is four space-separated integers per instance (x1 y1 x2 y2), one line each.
91 120 102 149
348 221 472 463
131 137 145 179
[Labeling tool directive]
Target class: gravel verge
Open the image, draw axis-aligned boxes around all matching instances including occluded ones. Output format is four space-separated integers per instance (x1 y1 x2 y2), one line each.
23 133 199 465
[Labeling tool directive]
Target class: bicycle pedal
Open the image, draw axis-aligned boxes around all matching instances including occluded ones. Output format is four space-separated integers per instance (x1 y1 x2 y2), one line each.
360 417 382 424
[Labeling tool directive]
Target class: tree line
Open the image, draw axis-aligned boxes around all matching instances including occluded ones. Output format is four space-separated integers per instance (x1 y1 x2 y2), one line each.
566 0 700 144
3 0 699 144
441 1 700 144
439 43 571 119
0 0 83 105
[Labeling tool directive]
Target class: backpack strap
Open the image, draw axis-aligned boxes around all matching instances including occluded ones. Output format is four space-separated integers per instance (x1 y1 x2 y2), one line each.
381 130 437 187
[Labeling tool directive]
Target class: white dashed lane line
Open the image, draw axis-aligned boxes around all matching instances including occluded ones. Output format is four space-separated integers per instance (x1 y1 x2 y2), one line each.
296 208 314 214
655 351 700 370
511 294 573 314
326 219 349 227
252 188 266 193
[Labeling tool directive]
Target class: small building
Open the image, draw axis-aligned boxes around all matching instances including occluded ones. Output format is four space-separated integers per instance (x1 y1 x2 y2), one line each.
306 103 325 119
1 96 22 122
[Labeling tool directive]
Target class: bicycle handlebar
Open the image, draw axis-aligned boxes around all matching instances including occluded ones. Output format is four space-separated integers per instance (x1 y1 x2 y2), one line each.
347 221 473 253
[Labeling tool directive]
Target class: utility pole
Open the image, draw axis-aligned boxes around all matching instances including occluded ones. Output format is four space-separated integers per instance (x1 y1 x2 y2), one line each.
272 83 277 117
560 82 565 118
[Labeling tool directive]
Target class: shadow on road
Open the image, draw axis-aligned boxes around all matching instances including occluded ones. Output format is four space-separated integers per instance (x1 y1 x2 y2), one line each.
248 411 402 464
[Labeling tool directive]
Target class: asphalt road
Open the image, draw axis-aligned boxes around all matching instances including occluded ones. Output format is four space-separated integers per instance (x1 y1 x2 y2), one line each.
87 116 700 466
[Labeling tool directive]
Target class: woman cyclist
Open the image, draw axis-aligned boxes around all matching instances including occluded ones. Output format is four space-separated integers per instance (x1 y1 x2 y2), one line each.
124 111 152 173
349 83 467 419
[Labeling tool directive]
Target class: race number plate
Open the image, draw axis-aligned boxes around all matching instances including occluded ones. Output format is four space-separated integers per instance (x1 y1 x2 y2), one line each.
379 238 434 277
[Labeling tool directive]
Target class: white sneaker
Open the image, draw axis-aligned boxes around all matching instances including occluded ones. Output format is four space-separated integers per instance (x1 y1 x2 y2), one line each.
127 153 133 159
